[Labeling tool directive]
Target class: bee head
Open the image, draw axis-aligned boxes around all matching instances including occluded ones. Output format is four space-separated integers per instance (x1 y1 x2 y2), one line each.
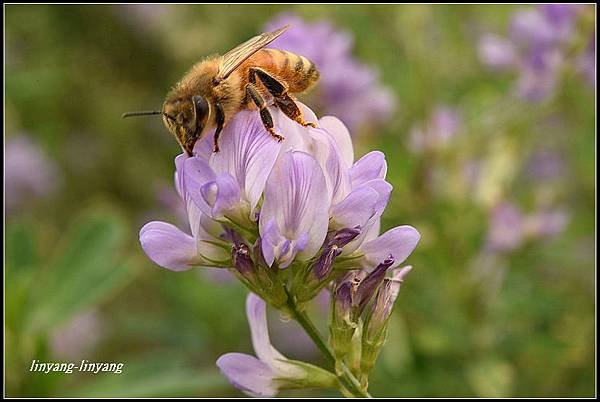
162 95 211 156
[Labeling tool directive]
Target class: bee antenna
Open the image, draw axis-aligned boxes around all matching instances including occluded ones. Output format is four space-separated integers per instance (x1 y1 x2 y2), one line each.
121 110 163 119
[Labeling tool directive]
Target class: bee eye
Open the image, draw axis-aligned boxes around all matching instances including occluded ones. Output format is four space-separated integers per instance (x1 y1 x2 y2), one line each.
192 96 209 122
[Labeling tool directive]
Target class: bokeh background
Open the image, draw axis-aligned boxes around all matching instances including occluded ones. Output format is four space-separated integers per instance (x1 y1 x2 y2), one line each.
5 4 596 397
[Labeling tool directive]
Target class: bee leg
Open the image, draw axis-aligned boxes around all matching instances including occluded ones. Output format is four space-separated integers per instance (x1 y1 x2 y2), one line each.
245 83 284 142
249 67 316 129
213 102 225 153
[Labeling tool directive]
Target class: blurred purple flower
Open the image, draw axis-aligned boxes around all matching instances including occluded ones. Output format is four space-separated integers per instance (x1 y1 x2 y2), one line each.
486 202 526 253
50 310 103 360
478 4 591 101
264 14 397 133
525 148 566 182
5 135 59 215
408 105 461 153
577 36 596 87
486 201 569 254
525 208 570 239
216 293 337 397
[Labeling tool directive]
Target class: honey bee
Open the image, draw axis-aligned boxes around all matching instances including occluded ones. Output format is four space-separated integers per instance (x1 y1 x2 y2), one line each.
123 25 320 155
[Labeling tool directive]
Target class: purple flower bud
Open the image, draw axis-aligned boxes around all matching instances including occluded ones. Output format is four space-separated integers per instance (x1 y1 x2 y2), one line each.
232 242 254 277
333 280 353 325
330 226 362 248
329 278 357 361
364 266 411 338
354 255 395 315
313 246 342 280
360 266 411 375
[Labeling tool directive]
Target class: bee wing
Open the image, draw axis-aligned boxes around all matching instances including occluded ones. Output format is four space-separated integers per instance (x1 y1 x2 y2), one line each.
216 25 289 81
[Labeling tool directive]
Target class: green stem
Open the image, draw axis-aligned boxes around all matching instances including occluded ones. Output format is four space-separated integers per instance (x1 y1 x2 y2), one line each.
285 293 372 398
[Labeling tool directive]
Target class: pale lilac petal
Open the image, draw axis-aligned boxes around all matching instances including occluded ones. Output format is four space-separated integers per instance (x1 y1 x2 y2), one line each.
192 130 214 160
139 221 198 271
246 293 287 364
362 179 393 215
361 226 421 269
259 151 330 264
174 154 187 198
308 127 351 205
183 157 216 216
186 204 229 262
260 219 280 267
478 34 517 69
272 107 313 154
340 214 380 256
351 151 387 187
319 115 354 166
331 186 379 229
212 173 242 217
216 353 278 397
209 110 282 214
297 102 319 126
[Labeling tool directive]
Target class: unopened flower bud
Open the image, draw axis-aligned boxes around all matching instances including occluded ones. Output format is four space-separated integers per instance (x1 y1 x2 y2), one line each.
313 245 342 280
361 265 412 376
293 227 362 305
330 226 361 248
329 277 358 366
231 240 287 309
354 255 395 316
232 242 254 277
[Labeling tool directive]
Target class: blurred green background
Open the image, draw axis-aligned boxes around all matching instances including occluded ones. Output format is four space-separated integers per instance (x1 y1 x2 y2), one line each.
5 4 595 397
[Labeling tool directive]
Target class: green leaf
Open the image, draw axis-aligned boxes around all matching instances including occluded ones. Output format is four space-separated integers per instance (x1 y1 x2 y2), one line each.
24 213 134 333
5 222 39 274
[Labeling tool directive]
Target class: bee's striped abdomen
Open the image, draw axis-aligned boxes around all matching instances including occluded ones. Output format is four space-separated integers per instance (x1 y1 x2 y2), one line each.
244 49 320 94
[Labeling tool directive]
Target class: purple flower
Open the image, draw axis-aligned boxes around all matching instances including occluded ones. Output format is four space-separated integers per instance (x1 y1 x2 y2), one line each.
578 36 596 87
486 201 569 254
139 154 229 271
141 102 419 275
408 105 461 153
264 13 397 133
525 148 566 182
216 293 337 397
525 208 569 239
486 202 526 253
50 309 103 360
140 100 419 319
5 135 59 215
478 4 590 101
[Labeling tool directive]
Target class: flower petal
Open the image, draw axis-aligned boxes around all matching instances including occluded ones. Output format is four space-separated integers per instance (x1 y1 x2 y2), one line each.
216 353 278 397
361 225 421 269
259 151 330 264
351 151 387 187
139 221 198 271
246 293 287 365
331 186 379 229
272 107 313 154
183 157 216 216
364 179 393 215
193 130 215 160
209 110 282 214
309 127 352 205
174 154 188 199
212 173 242 218
319 115 354 167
